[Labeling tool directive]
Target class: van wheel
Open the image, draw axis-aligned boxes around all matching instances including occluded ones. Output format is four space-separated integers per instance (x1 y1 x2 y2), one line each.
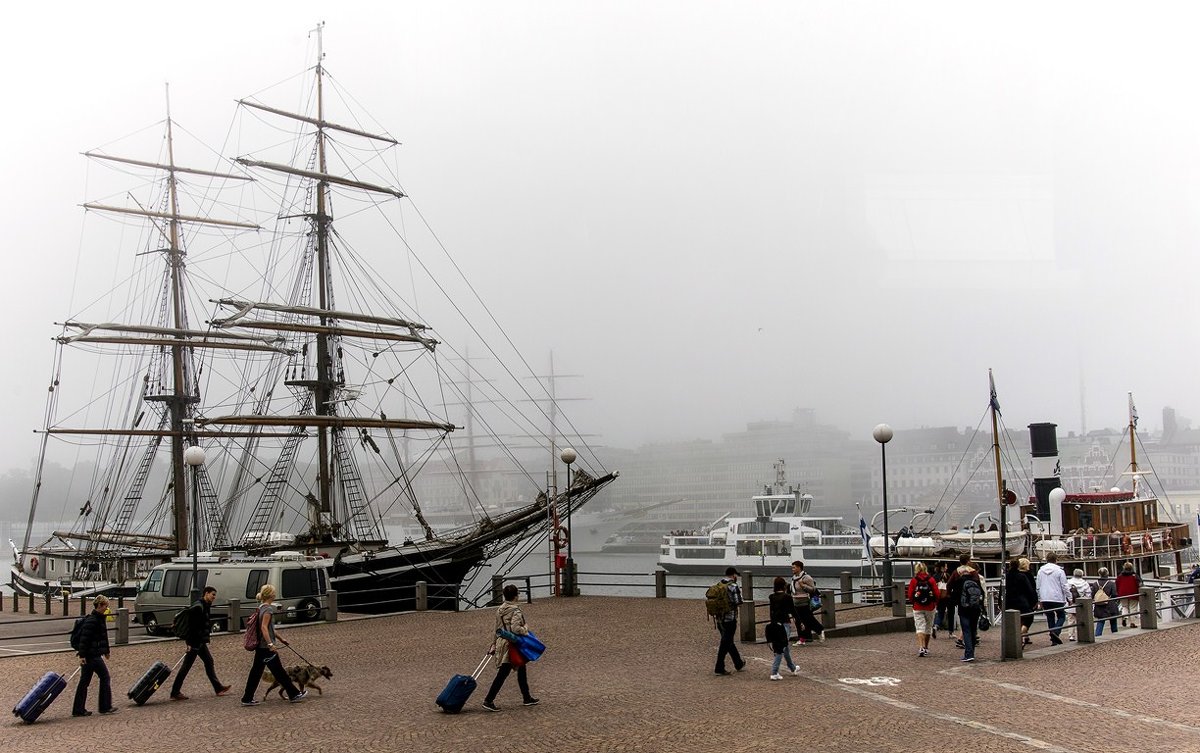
297 598 321 622
209 619 225 634
144 615 161 636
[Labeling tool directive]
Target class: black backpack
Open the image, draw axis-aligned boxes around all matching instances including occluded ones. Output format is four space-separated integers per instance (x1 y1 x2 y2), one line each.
172 607 192 639
69 616 86 651
960 578 984 610
912 577 935 606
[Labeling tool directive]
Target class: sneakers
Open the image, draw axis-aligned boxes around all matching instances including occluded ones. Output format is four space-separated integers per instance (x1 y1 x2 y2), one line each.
216 685 232 697
713 669 730 675
955 639 965 649
769 673 783 681
289 691 308 704
1068 635 1077 642
522 698 540 707
99 707 119 715
793 639 806 646
817 632 826 643
241 699 260 707
961 656 975 663
482 701 500 712
918 648 928 657
733 662 746 672
791 667 802 676
932 627 938 639
170 693 188 701
72 710 93 717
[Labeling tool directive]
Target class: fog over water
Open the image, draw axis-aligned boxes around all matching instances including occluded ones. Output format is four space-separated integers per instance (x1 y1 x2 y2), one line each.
3 2 1199 498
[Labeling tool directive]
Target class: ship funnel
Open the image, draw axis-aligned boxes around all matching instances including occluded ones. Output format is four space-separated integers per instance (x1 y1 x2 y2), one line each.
1028 422 1063 535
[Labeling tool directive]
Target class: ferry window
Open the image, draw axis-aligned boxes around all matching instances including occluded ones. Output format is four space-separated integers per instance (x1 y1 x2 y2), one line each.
281 568 321 598
676 548 724 559
49 559 54 572
246 569 269 600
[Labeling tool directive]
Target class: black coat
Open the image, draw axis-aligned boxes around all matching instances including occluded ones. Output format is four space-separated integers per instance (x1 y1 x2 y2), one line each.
183 599 212 646
76 610 110 659
1005 569 1038 613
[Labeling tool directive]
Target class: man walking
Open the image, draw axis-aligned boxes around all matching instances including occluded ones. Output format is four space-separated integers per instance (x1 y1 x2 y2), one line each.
713 567 745 675
170 586 232 700
790 561 825 644
948 554 983 662
1036 552 1070 645
72 595 118 717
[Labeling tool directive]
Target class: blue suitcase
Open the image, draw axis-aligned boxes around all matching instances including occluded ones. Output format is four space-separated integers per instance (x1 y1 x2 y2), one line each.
12 669 78 724
435 655 489 713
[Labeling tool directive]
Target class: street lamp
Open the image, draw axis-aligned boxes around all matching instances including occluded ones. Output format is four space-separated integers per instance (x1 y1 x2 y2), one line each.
183 444 206 604
872 423 894 588
560 448 577 597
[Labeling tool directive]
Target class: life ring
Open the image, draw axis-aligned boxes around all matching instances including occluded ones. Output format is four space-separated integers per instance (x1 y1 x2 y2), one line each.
553 527 570 551
29 556 39 571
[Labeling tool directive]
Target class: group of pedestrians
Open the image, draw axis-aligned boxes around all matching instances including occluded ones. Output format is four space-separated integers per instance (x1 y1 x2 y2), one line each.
69 584 309 717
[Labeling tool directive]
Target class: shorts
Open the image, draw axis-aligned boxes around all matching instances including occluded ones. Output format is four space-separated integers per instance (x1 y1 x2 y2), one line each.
913 609 934 635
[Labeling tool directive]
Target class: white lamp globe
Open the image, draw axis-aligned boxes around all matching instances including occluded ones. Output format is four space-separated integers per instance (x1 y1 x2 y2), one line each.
872 424 893 444
183 446 207 467
560 448 577 465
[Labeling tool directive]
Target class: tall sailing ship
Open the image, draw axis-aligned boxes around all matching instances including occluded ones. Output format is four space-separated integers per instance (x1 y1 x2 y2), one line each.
10 27 616 611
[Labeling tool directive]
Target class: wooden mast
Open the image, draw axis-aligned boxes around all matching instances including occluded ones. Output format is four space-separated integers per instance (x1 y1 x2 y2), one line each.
1128 392 1140 498
164 86 191 557
312 21 336 533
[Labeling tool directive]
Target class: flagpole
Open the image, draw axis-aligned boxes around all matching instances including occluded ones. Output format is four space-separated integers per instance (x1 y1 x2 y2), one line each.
988 369 1008 660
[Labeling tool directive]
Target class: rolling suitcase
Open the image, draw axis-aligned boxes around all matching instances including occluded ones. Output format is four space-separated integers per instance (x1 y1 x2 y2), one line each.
435 655 489 714
12 668 79 724
127 659 173 706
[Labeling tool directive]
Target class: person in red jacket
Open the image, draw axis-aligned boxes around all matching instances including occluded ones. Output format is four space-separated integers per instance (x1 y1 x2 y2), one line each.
906 562 940 657
1115 561 1142 628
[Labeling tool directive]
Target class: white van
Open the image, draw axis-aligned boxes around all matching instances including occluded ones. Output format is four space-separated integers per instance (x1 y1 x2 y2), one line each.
134 552 331 635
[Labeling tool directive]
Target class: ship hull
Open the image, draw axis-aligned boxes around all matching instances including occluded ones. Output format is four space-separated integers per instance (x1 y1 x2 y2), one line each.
331 542 486 613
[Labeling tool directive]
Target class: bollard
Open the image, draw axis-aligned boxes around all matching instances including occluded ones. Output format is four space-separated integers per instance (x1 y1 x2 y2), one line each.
11 590 17 613
228 598 241 632
415 581 428 611
563 560 579 597
117 595 124 610
655 569 667 599
820 588 836 629
840 571 853 604
891 583 905 618
1002 609 1023 659
491 575 504 605
44 591 51 615
523 576 533 604
79 596 87 616
28 591 35 613
115 608 129 645
62 594 68 617
325 590 338 623
1077 597 1094 643
738 599 755 643
1194 583 1200 619
1139 586 1158 630
742 571 754 603
0 591 3 611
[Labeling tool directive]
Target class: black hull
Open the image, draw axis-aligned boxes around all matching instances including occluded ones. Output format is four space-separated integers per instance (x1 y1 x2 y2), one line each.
331 543 483 613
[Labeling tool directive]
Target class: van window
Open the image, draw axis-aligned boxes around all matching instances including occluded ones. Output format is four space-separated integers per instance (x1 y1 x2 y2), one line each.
281 567 323 598
141 569 164 594
163 569 208 598
246 569 268 600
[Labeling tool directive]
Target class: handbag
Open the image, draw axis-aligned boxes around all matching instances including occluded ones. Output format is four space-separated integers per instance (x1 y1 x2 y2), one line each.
514 631 546 662
507 644 527 667
978 613 992 632
809 592 823 610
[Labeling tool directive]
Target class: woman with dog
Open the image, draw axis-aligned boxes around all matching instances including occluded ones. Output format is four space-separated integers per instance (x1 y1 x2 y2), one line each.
239 584 307 706
481 583 539 712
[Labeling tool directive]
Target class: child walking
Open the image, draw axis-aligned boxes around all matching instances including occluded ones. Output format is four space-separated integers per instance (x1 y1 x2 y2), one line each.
767 577 800 680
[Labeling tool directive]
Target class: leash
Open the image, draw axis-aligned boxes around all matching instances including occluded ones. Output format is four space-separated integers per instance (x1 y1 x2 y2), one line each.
285 643 317 667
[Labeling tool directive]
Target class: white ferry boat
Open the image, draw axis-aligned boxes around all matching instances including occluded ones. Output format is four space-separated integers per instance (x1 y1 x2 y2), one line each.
656 461 868 576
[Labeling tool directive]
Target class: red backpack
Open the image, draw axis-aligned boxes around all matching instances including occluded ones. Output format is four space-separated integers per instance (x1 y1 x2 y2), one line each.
242 610 260 651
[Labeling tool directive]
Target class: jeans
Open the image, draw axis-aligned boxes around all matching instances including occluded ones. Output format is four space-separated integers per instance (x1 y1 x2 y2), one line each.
172 643 224 695
241 648 300 702
934 601 955 633
715 619 744 672
1095 617 1119 635
771 624 796 674
72 656 113 714
1042 601 1066 640
484 662 533 704
958 610 978 659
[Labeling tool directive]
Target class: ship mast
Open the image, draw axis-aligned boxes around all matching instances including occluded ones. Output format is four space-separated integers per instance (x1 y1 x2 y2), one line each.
1128 392 1140 498
311 22 336 531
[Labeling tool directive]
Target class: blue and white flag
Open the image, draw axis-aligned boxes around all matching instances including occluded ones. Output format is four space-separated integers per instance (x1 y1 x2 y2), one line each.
1129 393 1139 430
859 512 873 562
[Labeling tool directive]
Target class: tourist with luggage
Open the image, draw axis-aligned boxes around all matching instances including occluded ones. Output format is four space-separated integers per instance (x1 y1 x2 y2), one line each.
1005 557 1038 646
948 554 983 662
71 595 118 717
482 583 539 710
170 586 232 700
239 584 307 706
766 576 799 679
1092 567 1119 635
1035 552 1070 645
711 567 745 675
1115 562 1142 628
790 561 825 644
906 563 939 657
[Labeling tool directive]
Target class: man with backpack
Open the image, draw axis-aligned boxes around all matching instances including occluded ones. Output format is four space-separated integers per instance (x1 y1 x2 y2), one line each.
170 586 232 700
708 567 745 675
71 595 117 716
1035 552 1070 645
789 561 825 644
906 562 940 657
948 554 984 662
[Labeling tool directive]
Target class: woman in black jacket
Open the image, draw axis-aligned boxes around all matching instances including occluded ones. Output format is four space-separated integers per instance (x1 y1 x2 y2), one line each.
1005 557 1039 645
767 577 799 680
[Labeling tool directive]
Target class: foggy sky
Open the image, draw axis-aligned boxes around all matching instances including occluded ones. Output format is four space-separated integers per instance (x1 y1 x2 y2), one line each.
3 1 1199 475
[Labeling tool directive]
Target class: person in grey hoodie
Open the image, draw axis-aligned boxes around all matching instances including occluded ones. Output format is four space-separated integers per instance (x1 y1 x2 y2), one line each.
1035 552 1071 645
482 584 539 711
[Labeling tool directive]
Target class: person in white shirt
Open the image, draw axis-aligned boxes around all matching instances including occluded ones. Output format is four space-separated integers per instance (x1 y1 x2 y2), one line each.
1035 552 1071 645
1065 568 1093 641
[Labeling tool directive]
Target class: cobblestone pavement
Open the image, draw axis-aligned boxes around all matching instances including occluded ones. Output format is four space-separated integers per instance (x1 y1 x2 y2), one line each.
2 596 1198 753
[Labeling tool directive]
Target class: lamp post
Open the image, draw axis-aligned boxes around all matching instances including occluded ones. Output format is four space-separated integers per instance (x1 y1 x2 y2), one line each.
872 424 894 588
183 444 206 604
560 448 576 597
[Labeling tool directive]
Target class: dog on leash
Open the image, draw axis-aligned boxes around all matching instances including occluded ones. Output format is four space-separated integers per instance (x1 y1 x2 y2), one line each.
262 664 334 699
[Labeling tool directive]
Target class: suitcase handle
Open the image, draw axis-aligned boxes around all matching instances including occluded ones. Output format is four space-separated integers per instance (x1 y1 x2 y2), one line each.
471 655 490 680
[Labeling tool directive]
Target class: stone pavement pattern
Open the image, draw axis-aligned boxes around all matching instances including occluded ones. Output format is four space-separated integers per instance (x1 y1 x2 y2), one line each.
1 596 1198 753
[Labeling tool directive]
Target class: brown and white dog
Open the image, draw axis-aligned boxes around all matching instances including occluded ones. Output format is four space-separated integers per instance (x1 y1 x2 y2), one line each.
262 664 334 699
